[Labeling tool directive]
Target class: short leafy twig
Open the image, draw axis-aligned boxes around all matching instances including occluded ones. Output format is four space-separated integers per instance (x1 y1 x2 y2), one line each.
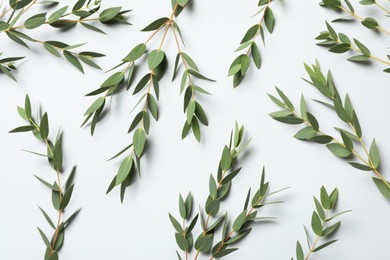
0 0 130 78
320 0 390 35
169 123 284 260
293 186 350 260
269 61 390 201
83 0 214 202
228 0 276 87
0 52 24 81
10 95 81 260
316 22 390 72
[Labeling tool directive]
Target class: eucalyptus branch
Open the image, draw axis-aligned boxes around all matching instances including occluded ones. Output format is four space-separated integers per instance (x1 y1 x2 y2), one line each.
0 52 24 81
169 123 284 259
9 95 81 260
269 61 390 201
293 186 350 260
228 0 276 87
82 0 214 202
316 22 390 72
320 0 390 35
0 0 130 78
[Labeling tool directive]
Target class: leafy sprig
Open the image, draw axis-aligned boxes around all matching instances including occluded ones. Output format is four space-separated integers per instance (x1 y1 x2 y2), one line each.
269 61 390 201
84 0 214 202
0 0 130 78
10 95 80 260
316 22 390 73
228 0 276 87
320 0 390 35
293 186 350 260
169 123 285 259
0 52 24 81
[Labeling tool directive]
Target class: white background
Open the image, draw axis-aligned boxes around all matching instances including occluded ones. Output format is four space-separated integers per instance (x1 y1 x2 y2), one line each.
1 0 390 259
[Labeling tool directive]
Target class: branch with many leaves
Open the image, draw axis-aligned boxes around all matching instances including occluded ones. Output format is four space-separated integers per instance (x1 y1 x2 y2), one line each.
228 0 276 87
83 0 214 202
169 123 286 259
316 22 390 73
320 0 390 36
10 95 80 260
269 61 390 201
293 186 350 260
0 0 130 80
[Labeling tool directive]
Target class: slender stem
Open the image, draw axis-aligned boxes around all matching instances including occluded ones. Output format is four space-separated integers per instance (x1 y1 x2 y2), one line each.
375 2 390 15
339 5 390 36
245 0 271 56
304 210 329 260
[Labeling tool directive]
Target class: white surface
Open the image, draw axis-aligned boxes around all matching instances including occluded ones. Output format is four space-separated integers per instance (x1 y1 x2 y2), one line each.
1 0 390 259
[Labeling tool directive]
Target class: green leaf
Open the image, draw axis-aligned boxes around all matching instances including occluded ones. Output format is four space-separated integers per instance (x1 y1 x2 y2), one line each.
24 13 46 29
175 233 189 251
353 39 370 56
192 118 201 142
99 7 122 22
369 139 380 169
148 50 165 70
63 51 84 73
9 125 35 133
348 55 369 62
372 177 390 200
40 113 49 140
179 194 187 219
48 6 68 24
326 143 351 158
38 208 55 230
329 43 350 53
233 210 247 232
186 100 196 124
123 43 147 62
323 222 340 236
361 17 378 30
133 128 146 157
195 234 213 253
177 0 189 7
169 213 183 233
251 42 261 69
115 157 133 185
311 211 323 236
60 184 74 210
213 248 238 258
226 229 251 244
313 240 338 252
320 186 331 209
294 127 317 140
101 72 124 87
142 17 169 31
84 97 105 115
264 7 275 33
220 146 232 171
53 138 63 171
349 162 372 171
307 113 319 131
34 175 58 191
296 241 304 260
